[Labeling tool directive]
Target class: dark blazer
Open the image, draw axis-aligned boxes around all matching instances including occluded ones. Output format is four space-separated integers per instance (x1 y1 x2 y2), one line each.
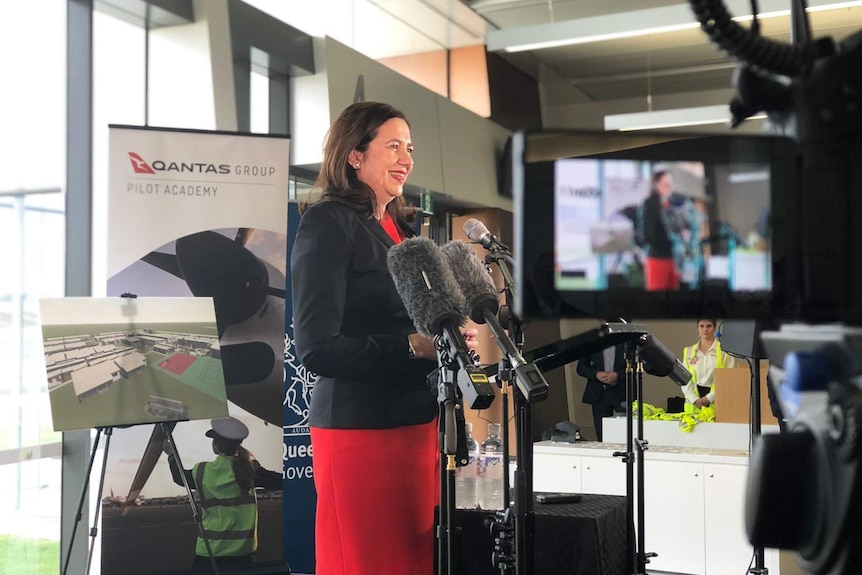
641 193 673 259
290 200 438 429
578 346 626 406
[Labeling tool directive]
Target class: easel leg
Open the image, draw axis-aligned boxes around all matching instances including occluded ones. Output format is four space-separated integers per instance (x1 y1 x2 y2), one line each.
84 426 114 575
161 422 220 575
62 427 104 575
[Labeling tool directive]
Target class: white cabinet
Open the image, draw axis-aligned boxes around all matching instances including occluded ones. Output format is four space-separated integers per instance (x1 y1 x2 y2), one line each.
581 454 627 496
643 459 706 575
533 453 581 493
532 442 781 575
534 452 627 495
643 460 775 575
704 464 761 575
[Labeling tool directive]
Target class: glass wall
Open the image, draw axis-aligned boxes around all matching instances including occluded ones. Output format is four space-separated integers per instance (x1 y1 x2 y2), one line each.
0 4 476 574
0 2 67 573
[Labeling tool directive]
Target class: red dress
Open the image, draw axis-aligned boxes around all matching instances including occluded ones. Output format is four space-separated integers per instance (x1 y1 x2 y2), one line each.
312 215 438 575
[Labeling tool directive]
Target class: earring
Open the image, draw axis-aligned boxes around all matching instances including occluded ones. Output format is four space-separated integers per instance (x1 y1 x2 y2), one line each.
355 162 360 169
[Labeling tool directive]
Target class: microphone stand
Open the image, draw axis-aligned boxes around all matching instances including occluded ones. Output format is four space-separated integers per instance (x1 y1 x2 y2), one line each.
435 349 460 575
746 355 768 575
613 343 656 575
498 358 512 512
485 250 534 575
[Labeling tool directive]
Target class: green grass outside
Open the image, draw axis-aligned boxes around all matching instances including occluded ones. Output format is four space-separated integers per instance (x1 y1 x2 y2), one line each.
0 534 59 575
0 427 61 452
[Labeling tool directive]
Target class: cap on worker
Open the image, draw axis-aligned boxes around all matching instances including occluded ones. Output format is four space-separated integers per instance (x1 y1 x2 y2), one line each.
205 417 249 441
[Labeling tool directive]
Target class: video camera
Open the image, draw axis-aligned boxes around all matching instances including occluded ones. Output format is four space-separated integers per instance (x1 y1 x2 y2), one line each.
750 326 862 575
509 2 862 574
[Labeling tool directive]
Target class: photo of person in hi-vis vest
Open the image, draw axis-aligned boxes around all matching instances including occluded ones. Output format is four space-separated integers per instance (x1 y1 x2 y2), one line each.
164 416 282 570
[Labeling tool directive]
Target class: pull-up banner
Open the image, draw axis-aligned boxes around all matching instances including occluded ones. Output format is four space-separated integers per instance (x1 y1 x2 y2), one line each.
283 202 317 574
103 125 295 574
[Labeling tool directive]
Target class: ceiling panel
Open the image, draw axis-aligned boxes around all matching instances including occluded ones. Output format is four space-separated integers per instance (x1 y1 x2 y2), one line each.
575 67 736 101
465 0 862 110
467 0 681 26
547 42 732 79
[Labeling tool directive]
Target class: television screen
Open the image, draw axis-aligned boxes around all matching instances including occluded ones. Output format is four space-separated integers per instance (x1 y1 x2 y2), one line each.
514 130 800 321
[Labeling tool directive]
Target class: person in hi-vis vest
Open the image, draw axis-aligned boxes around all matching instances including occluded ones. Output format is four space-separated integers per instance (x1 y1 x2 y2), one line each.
681 318 736 411
165 416 282 570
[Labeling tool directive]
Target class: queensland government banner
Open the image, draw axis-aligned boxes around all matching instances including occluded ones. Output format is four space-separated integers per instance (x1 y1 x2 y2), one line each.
283 202 317 573
101 125 309 574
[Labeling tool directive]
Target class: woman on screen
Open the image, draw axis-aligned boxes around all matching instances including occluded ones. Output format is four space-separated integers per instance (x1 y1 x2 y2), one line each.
639 170 681 290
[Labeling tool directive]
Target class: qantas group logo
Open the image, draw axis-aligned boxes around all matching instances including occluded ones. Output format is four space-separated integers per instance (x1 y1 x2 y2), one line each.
127 151 237 176
128 152 155 174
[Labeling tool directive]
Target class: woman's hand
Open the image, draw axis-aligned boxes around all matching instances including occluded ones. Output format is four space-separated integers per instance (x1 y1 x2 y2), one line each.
408 333 437 360
408 328 480 360
462 328 479 353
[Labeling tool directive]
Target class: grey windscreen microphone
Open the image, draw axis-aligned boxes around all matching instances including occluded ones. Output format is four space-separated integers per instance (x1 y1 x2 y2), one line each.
387 237 495 409
440 240 548 403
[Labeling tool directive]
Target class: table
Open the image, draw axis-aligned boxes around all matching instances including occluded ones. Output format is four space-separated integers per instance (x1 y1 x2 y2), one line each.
452 494 629 575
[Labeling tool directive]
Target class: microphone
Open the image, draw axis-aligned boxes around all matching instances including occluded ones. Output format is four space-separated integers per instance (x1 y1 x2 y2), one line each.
463 218 512 255
636 334 692 387
441 240 549 402
387 237 495 410
440 240 499 323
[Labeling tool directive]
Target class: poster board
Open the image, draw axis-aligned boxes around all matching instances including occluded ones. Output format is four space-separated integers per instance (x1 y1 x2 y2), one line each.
41 297 227 431
97 126 291 574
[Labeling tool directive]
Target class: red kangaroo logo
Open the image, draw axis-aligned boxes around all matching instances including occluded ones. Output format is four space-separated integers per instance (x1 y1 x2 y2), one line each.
128 152 155 174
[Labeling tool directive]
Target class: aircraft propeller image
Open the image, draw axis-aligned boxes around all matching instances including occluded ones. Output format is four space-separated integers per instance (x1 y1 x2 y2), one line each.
107 227 287 510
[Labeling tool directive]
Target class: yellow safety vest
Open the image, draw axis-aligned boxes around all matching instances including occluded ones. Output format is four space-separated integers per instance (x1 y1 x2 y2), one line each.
193 456 258 557
683 342 727 413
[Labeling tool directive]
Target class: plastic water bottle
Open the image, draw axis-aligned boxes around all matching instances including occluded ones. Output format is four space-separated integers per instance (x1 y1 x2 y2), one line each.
455 422 480 509
478 422 504 510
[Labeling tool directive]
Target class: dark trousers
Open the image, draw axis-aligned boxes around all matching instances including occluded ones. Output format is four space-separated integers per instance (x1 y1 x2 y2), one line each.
591 391 620 442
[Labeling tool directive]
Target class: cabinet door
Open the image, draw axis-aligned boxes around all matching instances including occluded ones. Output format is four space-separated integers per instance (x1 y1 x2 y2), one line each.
704 463 759 575
533 453 581 493
643 460 706 575
581 454 627 496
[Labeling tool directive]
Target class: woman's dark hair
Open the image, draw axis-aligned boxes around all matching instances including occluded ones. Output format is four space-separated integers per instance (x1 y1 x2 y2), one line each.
650 170 669 194
697 318 718 328
213 436 255 491
302 101 416 225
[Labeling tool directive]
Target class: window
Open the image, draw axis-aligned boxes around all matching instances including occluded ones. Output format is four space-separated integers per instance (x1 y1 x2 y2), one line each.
0 2 67 572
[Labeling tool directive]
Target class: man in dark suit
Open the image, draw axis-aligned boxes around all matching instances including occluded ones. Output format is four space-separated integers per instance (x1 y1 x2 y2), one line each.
577 343 626 442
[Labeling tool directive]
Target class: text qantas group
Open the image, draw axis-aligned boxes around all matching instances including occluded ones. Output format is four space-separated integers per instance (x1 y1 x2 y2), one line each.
149 161 276 177
127 151 276 177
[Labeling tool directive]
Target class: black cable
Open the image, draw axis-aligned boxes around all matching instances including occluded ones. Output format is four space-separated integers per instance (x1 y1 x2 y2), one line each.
688 0 822 77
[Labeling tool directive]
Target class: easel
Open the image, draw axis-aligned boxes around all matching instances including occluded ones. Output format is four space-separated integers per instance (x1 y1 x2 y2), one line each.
61 421 220 575
60 294 221 574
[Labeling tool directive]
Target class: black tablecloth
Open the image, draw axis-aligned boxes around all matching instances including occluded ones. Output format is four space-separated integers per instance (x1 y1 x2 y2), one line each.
451 494 629 575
